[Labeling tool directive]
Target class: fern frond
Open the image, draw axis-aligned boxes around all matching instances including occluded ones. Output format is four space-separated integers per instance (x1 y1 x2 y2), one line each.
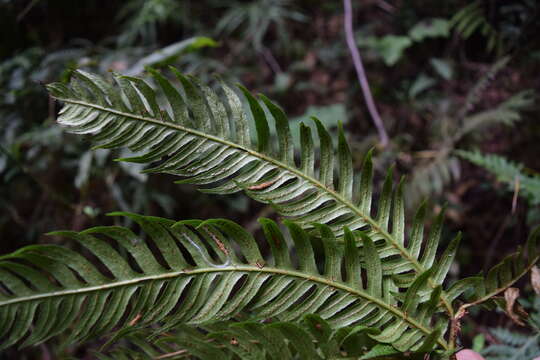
46 69 463 313
407 88 532 206
0 213 449 351
450 1 501 53
99 315 412 360
408 154 461 206
450 228 540 315
457 150 540 205
458 56 510 119
456 90 534 139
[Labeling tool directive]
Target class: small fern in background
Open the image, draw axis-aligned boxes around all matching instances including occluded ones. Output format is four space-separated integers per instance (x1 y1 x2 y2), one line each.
482 290 540 360
406 55 534 208
450 0 538 55
117 0 185 46
450 1 502 54
215 0 306 52
457 150 540 206
483 327 540 360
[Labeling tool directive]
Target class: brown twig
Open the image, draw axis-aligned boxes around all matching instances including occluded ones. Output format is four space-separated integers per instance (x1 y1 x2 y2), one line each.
375 0 396 13
343 0 389 147
260 46 283 74
512 175 520 214
16 0 41 22
154 348 189 359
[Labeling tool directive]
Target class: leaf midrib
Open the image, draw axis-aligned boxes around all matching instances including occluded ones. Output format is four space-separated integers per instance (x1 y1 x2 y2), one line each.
0 263 448 349
55 97 453 315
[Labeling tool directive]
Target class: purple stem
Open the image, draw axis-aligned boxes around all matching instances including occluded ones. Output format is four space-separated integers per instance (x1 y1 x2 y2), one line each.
343 0 389 147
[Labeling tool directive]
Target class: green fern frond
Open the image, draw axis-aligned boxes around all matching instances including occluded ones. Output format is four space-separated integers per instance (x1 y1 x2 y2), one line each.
408 155 461 207
457 150 540 205
0 213 450 352
46 69 458 313
458 56 510 119
450 1 502 53
99 315 412 360
456 91 535 139
453 228 540 314
407 87 533 206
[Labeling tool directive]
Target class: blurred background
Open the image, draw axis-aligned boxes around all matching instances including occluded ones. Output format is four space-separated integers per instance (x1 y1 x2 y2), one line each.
1 0 539 358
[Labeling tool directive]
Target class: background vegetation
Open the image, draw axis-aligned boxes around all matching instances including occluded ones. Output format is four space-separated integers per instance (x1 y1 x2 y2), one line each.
1 0 539 358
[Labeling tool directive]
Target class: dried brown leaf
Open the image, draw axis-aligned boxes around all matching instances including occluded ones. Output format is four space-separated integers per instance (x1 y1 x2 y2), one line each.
531 266 540 294
504 287 527 326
